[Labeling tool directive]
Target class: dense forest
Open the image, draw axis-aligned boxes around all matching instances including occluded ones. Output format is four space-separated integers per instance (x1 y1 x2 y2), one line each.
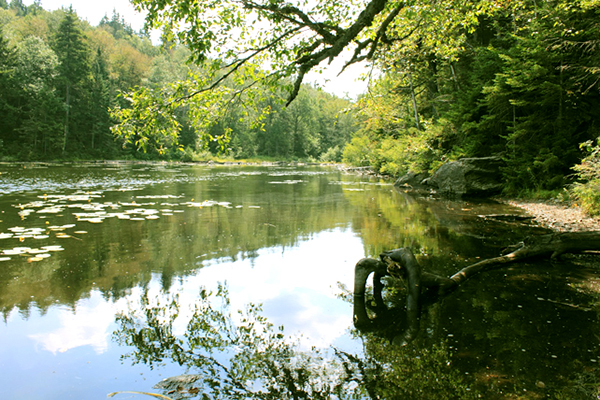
1 0 600 211
341 0 600 197
0 0 357 161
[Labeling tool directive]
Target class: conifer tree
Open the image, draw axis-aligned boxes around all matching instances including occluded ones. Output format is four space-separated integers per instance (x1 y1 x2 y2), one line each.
53 6 91 154
0 30 18 155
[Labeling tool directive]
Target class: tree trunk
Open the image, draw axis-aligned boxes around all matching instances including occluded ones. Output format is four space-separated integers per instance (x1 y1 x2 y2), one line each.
353 231 600 345
63 82 70 154
408 69 420 131
449 231 600 284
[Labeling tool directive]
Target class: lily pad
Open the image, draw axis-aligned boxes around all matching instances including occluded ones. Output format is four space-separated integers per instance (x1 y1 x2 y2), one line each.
41 245 64 252
3 247 31 255
27 248 48 254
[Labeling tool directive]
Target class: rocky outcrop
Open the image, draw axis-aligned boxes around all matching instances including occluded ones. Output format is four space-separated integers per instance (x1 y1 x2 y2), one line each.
395 156 504 198
393 170 430 189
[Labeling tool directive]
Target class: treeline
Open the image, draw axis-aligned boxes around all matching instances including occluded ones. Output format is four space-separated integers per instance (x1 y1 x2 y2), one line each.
0 1 356 161
343 0 600 196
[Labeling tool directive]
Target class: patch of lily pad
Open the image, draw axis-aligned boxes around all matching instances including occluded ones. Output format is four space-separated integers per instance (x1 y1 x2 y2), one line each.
2 189 258 263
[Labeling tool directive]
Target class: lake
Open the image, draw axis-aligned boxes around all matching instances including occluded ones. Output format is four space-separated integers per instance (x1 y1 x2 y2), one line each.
1 162 599 399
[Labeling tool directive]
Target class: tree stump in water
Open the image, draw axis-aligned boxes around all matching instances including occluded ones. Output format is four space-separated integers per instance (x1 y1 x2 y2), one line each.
353 232 600 345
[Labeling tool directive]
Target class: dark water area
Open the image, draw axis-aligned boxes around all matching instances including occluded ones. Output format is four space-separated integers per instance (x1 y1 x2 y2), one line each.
0 162 599 399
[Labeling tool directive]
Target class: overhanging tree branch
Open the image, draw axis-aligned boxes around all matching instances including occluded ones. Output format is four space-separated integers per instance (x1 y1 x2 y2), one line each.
134 0 400 104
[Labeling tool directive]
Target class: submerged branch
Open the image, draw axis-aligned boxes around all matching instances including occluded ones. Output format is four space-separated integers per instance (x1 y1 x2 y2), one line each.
450 231 600 285
353 231 600 345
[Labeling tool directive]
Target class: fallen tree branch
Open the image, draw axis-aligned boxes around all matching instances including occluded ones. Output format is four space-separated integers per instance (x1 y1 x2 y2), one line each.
450 231 600 285
353 231 600 345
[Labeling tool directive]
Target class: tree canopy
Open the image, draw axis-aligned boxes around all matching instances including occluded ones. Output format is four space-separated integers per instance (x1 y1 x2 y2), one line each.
131 0 481 104
0 3 355 160
2 0 600 206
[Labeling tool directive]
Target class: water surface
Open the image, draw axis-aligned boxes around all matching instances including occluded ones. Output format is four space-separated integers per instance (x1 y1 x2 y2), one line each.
1 163 599 399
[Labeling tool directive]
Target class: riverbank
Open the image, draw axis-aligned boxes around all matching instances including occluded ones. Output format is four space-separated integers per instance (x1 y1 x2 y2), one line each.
502 199 600 232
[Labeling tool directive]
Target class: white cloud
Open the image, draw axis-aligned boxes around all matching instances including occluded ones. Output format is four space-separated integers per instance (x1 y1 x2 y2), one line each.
183 228 365 348
28 290 132 354
25 228 364 355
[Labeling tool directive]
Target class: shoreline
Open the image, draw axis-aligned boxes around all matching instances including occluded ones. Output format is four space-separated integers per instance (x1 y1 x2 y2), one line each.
500 199 600 232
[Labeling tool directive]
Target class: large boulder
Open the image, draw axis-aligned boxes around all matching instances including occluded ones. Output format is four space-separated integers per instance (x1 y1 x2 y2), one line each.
427 156 504 198
394 170 430 189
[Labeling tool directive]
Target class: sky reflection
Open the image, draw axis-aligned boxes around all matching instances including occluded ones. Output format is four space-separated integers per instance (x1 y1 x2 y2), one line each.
164 227 364 349
27 291 132 355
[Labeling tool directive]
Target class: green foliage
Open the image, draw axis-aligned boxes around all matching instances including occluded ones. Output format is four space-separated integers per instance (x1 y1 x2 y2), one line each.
52 6 93 154
342 134 375 167
0 27 18 154
319 145 343 163
110 85 183 155
98 10 135 40
344 0 600 194
1 2 355 161
571 139 600 216
14 35 62 156
343 118 453 177
8 0 25 16
114 284 479 399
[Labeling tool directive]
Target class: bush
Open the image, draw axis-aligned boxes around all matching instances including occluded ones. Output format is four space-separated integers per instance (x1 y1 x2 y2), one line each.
319 145 343 162
176 147 214 162
342 134 374 166
570 139 600 216
342 119 453 178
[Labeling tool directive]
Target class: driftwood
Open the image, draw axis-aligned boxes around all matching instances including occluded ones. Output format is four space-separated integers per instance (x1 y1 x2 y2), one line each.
353 231 600 345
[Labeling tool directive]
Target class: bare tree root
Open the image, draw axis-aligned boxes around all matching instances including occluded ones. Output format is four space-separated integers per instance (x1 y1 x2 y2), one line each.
353 232 600 345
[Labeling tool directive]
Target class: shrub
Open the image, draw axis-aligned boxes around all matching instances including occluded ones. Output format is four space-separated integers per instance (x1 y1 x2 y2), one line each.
342 134 375 166
570 139 600 216
319 145 343 162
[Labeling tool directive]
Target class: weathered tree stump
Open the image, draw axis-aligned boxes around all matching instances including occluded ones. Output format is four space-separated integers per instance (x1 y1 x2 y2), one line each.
353 232 600 345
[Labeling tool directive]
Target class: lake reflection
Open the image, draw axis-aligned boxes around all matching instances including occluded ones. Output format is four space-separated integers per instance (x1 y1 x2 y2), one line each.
1 163 600 399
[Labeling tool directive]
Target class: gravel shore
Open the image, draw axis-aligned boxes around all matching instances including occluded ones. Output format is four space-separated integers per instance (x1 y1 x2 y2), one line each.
502 199 600 232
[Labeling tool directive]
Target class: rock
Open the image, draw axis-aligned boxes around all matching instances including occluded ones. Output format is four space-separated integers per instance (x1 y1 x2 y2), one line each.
428 156 504 198
394 171 430 189
154 374 202 391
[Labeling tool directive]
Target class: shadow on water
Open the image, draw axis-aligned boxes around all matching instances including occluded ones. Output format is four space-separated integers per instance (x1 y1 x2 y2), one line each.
113 188 600 399
350 191 600 399
1 163 600 399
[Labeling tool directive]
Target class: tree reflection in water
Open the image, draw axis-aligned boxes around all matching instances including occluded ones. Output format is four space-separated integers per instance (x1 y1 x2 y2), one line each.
113 284 478 399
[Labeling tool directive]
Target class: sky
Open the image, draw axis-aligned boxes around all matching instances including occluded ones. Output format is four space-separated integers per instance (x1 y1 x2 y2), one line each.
23 0 370 99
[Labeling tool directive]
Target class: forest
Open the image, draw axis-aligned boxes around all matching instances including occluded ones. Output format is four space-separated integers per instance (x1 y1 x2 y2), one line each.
0 0 357 162
1 0 599 211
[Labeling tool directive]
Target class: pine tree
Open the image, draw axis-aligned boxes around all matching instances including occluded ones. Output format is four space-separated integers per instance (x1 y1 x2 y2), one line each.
8 0 26 16
53 6 91 154
0 30 18 155
89 47 113 154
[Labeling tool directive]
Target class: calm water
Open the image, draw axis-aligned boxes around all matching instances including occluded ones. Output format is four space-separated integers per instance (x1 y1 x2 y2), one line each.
1 163 599 399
